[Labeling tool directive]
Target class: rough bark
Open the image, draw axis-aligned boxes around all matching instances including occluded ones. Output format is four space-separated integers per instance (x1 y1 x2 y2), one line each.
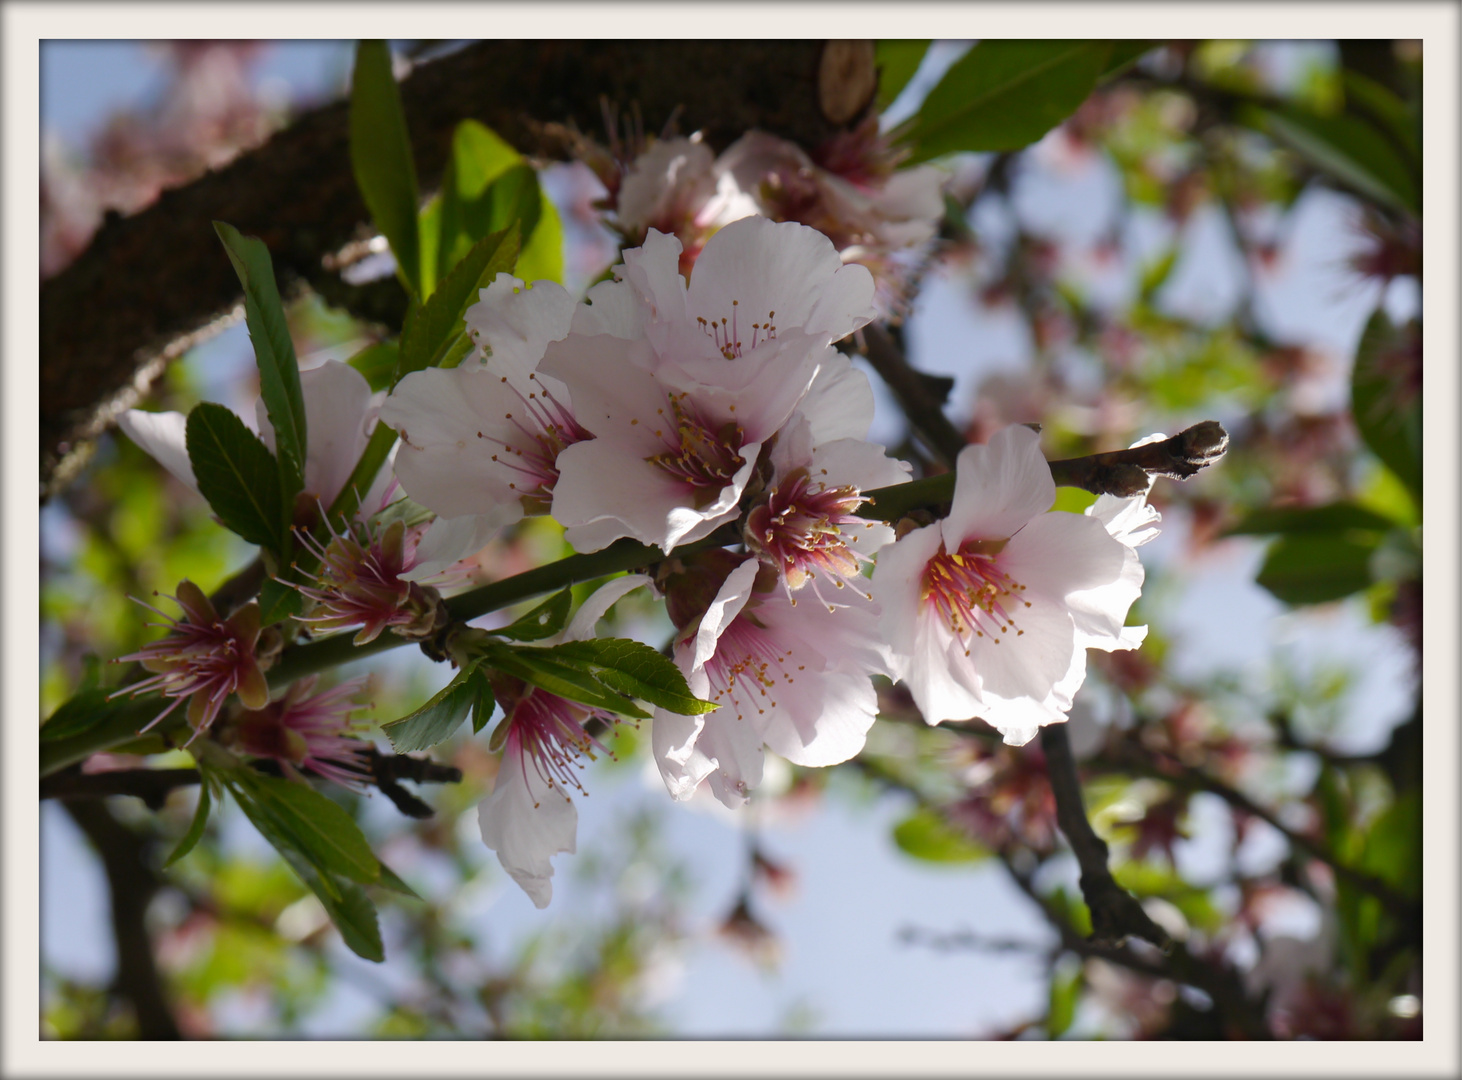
40 40 844 499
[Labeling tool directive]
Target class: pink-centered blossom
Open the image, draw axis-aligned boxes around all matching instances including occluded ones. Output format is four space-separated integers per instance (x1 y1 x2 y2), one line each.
743 411 909 603
112 580 270 736
225 675 374 790
654 556 888 809
710 121 946 316
478 575 649 907
871 425 1156 746
380 275 592 541
542 216 878 554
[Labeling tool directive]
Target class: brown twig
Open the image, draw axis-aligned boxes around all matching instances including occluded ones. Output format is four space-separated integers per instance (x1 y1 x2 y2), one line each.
1039 724 1172 951
1046 421 1230 497
856 322 968 468
61 800 181 1039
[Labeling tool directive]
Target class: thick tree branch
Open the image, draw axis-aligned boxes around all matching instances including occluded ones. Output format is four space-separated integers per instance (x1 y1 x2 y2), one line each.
62 800 181 1039
1045 421 1230 496
41 40 846 498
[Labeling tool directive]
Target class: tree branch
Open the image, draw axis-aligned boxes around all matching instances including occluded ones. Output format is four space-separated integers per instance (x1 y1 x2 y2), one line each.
1039 724 1172 951
61 800 181 1039
1045 421 1230 496
41 40 846 499
856 323 968 467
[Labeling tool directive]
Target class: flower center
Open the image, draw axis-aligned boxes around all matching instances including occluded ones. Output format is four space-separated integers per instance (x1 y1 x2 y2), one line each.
701 611 801 725
478 373 592 511
744 467 875 608
645 391 746 506
696 300 777 359
921 539 1032 652
508 690 617 801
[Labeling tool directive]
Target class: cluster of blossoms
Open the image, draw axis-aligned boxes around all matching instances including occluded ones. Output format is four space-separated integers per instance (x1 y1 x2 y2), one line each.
377 216 1159 905
578 116 946 317
119 217 1158 910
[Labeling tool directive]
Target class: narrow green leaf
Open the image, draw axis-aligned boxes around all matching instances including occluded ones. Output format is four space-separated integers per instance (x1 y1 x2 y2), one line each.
374 860 423 900
1097 40 1157 83
1256 533 1378 605
1341 69 1420 166
212 221 308 512
541 638 716 716
907 40 1111 162
397 224 519 380
1352 311 1422 502
347 340 401 393
164 782 212 868
483 642 651 719
1225 501 1399 537
875 40 930 110
231 769 381 885
418 192 442 299
278 847 384 962
1250 106 1419 216
350 40 422 297
892 808 991 864
381 667 479 753
470 666 496 735
185 402 285 551
1046 960 1082 1038
40 688 155 743
495 588 573 642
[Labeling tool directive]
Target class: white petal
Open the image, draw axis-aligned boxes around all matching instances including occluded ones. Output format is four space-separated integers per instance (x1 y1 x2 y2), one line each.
1002 512 1131 647
799 351 877 444
256 360 374 507
403 511 517 582
572 275 646 339
684 216 877 344
652 707 715 800
478 744 578 909
621 229 690 325
380 366 534 519
1089 491 1162 549
809 436 913 496
561 574 652 642
117 410 198 494
465 274 577 382
942 426 1056 545
689 558 760 673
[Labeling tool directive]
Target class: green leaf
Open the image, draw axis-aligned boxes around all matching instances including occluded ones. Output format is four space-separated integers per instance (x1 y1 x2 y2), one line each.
1341 69 1420 167
907 40 1112 162
374 860 422 900
1360 789 1421 899
1050 487 1098 515
278 847 384 962
1097 40 1157 83
892 807 991 864
438 121 524 272
495 588 574 642
471 668 497 735
230 769 381 885
381 667 479 753
515 180 564 285
1046 958 1082 1038
481 641 651 719
418 194 441 299
1249 106 1419 216
875 39 929 110
350 40 422 297
257 577 304 624
347 341 401 393
397 224 519 381
1225 501 1398 537
164 782 212 868
1352 311 1422 503
1256 533 1379 605
41 688 151 743
212 221 308 509
547 638 717 716
185 403 285 551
